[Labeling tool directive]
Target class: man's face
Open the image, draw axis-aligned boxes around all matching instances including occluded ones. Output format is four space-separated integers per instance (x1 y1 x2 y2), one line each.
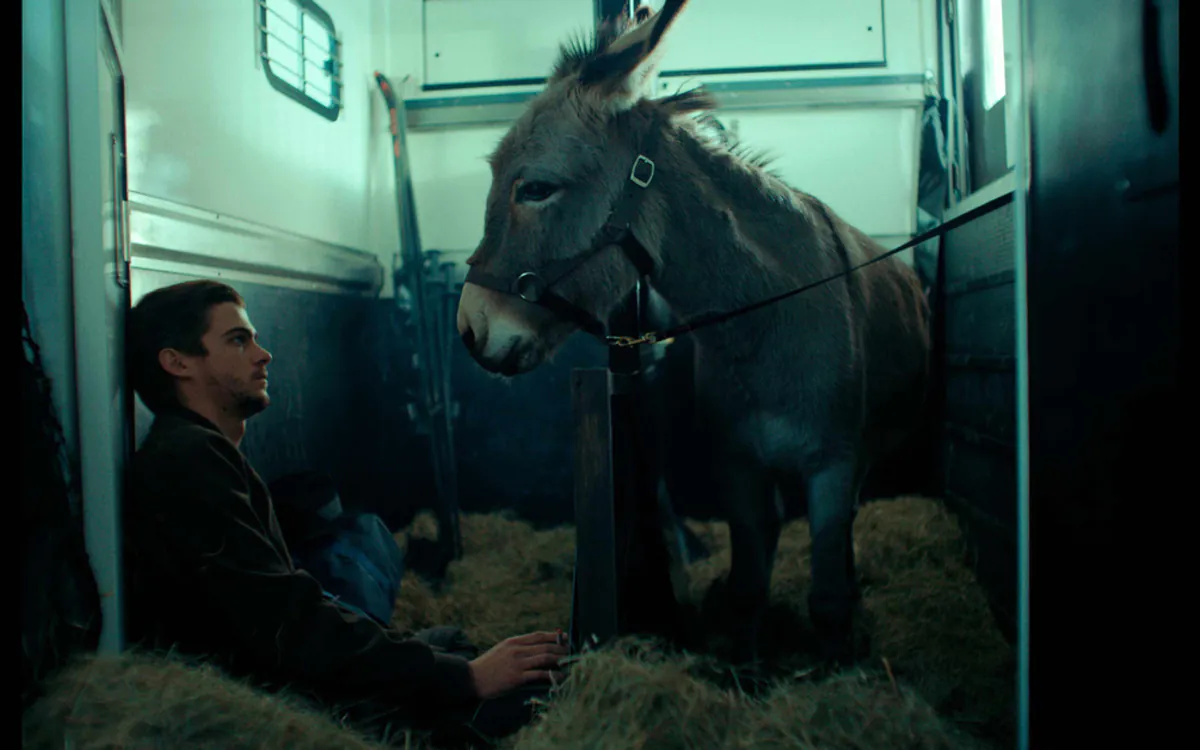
190 302 273 419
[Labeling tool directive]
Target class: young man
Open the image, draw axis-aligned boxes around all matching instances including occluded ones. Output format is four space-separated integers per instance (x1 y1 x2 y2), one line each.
124 279 566 746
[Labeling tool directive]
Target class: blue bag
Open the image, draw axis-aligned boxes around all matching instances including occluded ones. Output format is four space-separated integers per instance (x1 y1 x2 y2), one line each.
295 511 406 628
268 471 405 627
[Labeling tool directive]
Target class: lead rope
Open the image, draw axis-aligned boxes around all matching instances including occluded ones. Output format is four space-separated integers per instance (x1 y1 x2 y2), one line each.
607 189 1014 348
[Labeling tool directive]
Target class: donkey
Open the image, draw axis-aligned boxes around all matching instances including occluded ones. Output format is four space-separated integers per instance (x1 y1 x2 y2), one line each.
456 0 932 668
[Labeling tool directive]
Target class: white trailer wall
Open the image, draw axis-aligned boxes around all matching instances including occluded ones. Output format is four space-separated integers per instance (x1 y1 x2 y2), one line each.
121 0 941 297
123 0 394 297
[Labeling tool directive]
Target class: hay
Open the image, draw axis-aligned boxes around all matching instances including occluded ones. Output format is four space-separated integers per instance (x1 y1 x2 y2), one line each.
504 637 977 750
395 496 1014 749
21 650 395 750
395 511 575 647
23 495 1013 750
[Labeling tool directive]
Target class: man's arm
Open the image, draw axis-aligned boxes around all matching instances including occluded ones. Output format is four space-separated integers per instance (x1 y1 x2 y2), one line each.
137 430 478 708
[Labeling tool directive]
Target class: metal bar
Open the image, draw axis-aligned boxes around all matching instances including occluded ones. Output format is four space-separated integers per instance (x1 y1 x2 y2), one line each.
100 0 126 72
1013 0 1033 741
950 0 970 202
404 75 928 130
303 80 335 101
302 56 334 77
942 171 1016 223
406 87 924 129
260 52 302 82
65 0 127 655
129 242 382 291
687 72 927 93
129 256 378 297
261 27 302 57
259 0 301 32
440 265 457 378
421 77 547 93
127 195 383 293
708 84 926 113
298 12 306 95
258 0 334 51
422 251 447 414
440 265 462 558
570 368 618 651
258 31 336 79
301 32 332 55
406 99 538 130
260 54 342 107
257 22 337 74
379 76 460 564
109 134 125 288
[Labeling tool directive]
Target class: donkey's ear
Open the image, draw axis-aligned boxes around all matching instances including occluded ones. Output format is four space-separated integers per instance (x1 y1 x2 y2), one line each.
579 0 688 101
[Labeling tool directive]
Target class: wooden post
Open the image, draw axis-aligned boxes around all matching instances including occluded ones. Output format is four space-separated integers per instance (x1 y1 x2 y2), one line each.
569 368 618 650
607 283 682 644
569 282 682 654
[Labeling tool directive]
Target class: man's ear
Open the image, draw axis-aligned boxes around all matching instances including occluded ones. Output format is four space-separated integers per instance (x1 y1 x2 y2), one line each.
578 0 689 105
158 348 191 378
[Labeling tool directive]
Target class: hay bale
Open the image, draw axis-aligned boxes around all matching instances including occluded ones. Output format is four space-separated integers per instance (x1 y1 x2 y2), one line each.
393 511 575 648
393 496 1014 748
506 638 980 750
21 651 397 750
854 500 1016 741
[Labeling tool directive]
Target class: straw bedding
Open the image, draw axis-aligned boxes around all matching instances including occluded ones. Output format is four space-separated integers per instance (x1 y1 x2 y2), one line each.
23 496 1013 750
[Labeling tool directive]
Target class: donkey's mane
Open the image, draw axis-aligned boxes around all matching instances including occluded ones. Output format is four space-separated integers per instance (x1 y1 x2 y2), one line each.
684 104 779 174
660 87 788 193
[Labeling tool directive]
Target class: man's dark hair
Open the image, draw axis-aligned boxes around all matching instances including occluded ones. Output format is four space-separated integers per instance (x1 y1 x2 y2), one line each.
127 280 245 414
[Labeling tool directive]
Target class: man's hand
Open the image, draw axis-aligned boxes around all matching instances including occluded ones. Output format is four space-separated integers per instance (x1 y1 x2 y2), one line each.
467 631 569 700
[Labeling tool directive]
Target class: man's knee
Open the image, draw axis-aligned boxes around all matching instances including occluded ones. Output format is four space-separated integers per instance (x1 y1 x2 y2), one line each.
412 626 478 658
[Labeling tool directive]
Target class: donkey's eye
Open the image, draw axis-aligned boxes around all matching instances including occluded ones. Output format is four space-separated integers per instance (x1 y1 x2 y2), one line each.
515 181 559 204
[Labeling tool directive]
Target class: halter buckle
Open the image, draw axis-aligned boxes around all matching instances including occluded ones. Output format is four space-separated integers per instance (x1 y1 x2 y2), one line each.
630 155 655 188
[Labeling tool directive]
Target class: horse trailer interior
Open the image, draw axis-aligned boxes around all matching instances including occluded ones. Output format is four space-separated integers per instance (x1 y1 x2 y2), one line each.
23 2 1177 748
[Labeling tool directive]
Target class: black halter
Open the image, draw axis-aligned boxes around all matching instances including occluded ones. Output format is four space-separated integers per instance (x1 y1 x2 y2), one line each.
464 120 661 340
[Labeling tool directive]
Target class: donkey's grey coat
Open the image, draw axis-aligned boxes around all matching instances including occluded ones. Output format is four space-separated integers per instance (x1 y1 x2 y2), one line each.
457 1 931 666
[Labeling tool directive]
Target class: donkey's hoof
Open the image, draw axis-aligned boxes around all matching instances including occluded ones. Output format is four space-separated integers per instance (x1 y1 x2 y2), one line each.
817 637 860 671
726 620 764 669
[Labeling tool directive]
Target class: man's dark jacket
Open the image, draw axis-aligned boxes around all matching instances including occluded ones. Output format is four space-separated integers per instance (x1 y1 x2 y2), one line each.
123 406 477 710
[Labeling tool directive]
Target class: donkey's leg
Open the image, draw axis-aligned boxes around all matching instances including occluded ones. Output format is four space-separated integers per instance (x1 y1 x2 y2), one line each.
719 456 781 667
805 458 863 666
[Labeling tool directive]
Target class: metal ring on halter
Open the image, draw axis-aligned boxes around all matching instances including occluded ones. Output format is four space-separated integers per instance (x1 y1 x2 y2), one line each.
630 155 655 188
514 272 545 303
